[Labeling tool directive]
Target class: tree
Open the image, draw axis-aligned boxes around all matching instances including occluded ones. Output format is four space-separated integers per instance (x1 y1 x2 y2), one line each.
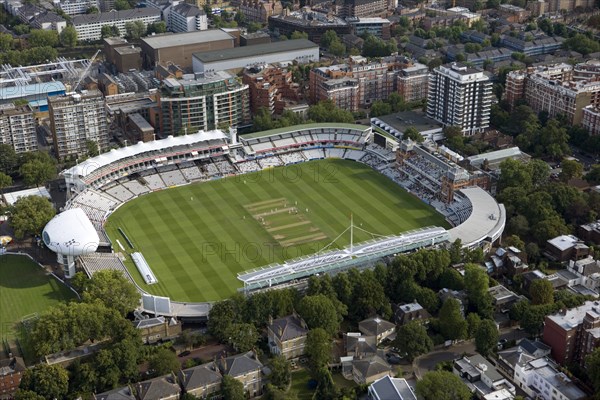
115 0 131 10
0 33 13 51
14 390 45 400
403 126 424 142
529 279 554 305
392 321 433 361
415 371 471 400
208 300 237 342
439 299 467 340
307 100 354 123
19 152 56 187
329 40 346 57
125 21 146 40
101 25 120 39
464 264 492 318
290 31 308 40
270 355 291 390
312 366 338 400
298 294 341 336
305 328 332 373
320 30 339 48
221 375 245 400
81 270 140 316
586 347 600 392
28 29 59 47
0 144 17 174
149 348 180 376
60 26 77 48
0 172 12 190
226 323 259 352
559 159 583 183
19 364 69 400
146 21 167 35
475 319 499 356
370 101 392 117
466 312 481 338
10 195 55 239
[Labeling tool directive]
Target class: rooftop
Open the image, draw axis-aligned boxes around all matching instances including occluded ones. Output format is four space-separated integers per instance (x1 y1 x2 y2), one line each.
239 122 370 139
547 235 581 252
0 81 66 101
141 29 234 49
193 39 318 63
369 376 417 400
547 300 600 330
2 186 51 206
73 8 161 25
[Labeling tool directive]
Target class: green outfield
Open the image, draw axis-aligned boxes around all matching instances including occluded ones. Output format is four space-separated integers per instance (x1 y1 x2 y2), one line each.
105 159 448 302
0 255 76 340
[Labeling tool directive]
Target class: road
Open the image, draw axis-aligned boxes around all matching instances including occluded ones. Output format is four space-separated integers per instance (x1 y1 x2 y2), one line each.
413 327 530 379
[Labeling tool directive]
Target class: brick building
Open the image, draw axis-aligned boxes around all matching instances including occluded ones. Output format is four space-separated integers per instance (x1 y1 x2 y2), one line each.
239 0 283 23
397 62 429 103
0 357 25 398
543 300 600 366
242 64 303 115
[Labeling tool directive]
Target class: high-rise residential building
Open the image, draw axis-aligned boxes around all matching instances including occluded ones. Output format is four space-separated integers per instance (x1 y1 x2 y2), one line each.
49 90 109 161
397 63 429 103
583 105 600 136
0 104 37 153
58 0 99 16
426 63 492 136
504 63 600 126
309 57 395 110
159 71 251 135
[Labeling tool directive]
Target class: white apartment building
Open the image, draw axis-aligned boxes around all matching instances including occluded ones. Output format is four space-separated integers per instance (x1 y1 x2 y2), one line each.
48 91 109 160
513 356 586 400
55 0 99 16
169 2 207 32
426 62 493 136
72 8 161 41
0 104 37 153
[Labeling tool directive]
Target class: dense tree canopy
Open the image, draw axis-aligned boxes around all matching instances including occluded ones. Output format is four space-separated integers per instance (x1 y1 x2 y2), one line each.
28 29 59 47
439 298 468 340
10 195 55 239
80 270 140 316
529 279 554 305
475 319 499 356
221 375 245 400
298 294 342 335
305 328 332 373
393 321 433 361
19 364 69 400
148 348 180 377
416 371 471 400
60 26 77 48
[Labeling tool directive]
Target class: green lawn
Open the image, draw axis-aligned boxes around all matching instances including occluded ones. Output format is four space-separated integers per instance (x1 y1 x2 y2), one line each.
290 369 314 400
0 255 76 340
105 159 448 302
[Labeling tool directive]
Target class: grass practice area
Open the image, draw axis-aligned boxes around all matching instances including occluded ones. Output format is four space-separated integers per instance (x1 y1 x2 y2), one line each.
105 159 448 302
0 255 75 340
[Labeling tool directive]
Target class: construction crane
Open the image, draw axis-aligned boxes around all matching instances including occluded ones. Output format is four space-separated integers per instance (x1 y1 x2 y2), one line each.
72 49 101 92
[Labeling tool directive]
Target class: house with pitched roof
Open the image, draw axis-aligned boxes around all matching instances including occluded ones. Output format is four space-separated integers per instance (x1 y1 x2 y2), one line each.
392 302 431 326
134 316 182 344
217 351 263 397
267 314 308 359
368 375 417 400
178 362 222 399
94 386 136 400
134 374 180 400
0 357 26 399
359 315 396 344
351 354 392 385
345 333 378 358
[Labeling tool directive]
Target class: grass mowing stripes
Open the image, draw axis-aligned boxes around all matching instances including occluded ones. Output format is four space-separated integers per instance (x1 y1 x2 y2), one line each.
0 255 76 340
104 159 448 302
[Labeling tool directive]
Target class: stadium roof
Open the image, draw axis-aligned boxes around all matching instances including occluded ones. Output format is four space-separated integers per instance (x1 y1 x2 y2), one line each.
192 39 318 63
0 81 65 101
141 30 234 49
448 187 505 248
43 208 99 256
63 130 227 179
240 123 370 139
2 187 51 206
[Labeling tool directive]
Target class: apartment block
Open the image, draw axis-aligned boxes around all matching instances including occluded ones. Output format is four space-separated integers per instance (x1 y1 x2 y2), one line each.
343 0 387 18
543 300 600 366
583 105 600 136
0 104 37 153
159 71 250 135
239 0 283 23
397 63 429 103
72 8 162 41
347 17 391 39
504 63 600 126
169 2 208 32
268 10 352 44
242 64 303 115
310 58 395 110
513 355 586 399
527 0 594 15
426 63 493 135
48 91 109 161
58 0 99 16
